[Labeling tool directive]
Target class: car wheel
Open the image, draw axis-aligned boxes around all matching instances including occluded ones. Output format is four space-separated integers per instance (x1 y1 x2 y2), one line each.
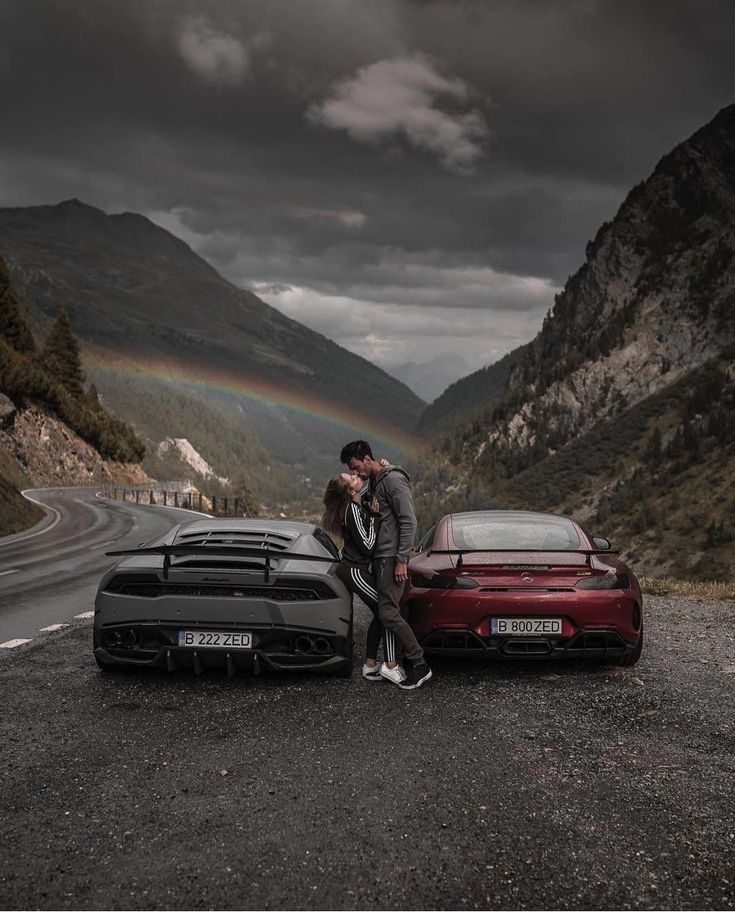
95 654 124 674
336 620 354 677
612 628 643 667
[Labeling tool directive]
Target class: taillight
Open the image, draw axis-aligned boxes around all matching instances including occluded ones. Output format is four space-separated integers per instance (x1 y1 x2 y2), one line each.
411 573 478 590
576 574 630 590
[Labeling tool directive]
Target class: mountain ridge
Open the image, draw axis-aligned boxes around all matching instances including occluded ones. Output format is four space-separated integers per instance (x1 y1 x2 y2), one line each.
417 343 531 436
414 102 735 577
0 198 424 423
458 103 735 472
0 199 424 499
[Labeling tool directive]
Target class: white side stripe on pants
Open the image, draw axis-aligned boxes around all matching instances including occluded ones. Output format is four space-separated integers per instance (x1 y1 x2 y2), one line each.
350 567 378 603
349 568 396 663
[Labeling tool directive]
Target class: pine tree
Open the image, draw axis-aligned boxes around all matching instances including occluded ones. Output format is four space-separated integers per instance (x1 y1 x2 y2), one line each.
644 426 663 465
705 519 718 548
86 383 102 411
43 308 85 399
231 471 258 517
682 418 701 458
0 256 36 353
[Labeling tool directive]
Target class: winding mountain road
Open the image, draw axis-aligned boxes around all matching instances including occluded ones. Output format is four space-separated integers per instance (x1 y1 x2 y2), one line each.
0 488 201 645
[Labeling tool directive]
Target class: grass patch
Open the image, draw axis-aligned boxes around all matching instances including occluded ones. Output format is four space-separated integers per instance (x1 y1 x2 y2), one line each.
0 445 42 536
640 576 735 600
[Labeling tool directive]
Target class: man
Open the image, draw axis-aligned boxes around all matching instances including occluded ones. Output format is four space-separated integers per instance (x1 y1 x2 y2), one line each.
340 440 432 690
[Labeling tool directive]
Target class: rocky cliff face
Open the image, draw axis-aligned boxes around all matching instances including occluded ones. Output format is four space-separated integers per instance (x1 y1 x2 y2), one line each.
413 105 735 579
0 402 150 489
468 104 735 473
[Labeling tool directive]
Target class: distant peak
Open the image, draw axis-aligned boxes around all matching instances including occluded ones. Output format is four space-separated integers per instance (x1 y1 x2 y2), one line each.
712 101 735 122
684 101 735 151
114 209 155 225
56 198 103 213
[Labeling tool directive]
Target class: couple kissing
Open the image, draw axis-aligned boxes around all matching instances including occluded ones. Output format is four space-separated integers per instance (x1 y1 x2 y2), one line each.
321 440 433 690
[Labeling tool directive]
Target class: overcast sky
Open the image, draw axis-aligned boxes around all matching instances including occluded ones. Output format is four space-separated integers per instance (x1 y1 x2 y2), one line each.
2 0 734 381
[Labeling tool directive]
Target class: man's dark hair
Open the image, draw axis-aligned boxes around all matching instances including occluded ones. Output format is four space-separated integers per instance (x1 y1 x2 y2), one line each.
340 440 373 464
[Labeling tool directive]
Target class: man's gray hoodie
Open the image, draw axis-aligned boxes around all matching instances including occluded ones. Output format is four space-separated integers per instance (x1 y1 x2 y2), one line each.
369 465 417 564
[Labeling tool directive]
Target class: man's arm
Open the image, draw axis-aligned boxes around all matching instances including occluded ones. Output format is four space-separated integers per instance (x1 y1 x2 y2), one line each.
386 474 417 576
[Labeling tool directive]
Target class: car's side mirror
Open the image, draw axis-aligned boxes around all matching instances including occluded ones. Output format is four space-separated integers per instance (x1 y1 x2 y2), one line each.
593 536 612 551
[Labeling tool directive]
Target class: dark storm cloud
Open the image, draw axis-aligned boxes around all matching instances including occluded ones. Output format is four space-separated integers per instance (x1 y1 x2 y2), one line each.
1 0 734 374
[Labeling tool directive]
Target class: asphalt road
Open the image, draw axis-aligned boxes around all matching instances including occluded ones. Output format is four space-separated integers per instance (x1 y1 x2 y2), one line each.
0 488 203 644
0 556 733 910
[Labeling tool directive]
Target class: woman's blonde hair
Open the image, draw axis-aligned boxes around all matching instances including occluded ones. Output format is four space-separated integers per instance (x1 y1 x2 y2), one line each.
321 474 352 536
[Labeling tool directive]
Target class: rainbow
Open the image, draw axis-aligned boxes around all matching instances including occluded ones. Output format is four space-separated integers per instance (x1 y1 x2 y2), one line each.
87 350 418 453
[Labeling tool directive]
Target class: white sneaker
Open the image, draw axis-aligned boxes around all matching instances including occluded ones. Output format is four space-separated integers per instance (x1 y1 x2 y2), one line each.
362 663 383 681
379 663 407 685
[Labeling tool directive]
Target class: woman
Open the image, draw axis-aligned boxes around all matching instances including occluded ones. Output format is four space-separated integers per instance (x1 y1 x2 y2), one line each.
321 472 405 684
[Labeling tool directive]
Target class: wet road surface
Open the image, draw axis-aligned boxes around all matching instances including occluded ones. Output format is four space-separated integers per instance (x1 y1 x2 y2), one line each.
0 488 202 644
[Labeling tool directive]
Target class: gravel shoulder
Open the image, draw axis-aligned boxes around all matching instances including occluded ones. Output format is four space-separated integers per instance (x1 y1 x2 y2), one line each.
1 595 734 910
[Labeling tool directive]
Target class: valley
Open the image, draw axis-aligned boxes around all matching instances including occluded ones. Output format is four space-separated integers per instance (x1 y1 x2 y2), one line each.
2 106 734 578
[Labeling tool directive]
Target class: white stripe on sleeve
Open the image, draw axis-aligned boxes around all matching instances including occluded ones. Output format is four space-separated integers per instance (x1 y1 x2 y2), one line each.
351 502 376 550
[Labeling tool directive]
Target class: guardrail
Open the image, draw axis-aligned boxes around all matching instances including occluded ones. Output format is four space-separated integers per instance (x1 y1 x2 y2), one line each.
101 488 252 518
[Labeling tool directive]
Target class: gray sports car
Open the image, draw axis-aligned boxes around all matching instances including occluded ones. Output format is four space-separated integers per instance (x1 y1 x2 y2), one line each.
93 518 352 676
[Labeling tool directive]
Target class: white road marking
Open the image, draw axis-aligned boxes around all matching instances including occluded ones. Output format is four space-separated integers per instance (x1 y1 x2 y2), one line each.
88 540 119 551
74 611 95 620
0 638 32 648
14 491 63 541
0 569 19 577
39 623 70 633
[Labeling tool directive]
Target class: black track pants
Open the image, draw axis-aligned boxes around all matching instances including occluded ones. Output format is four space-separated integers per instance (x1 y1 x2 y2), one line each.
336 562 397 663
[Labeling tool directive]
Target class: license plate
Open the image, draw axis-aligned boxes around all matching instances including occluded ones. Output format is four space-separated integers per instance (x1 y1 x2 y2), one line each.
177 630 252 649
491 617 562 636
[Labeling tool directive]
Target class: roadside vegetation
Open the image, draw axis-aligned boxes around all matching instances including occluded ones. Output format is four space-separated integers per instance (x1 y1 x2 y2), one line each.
0 446 42 535
639 576 735 600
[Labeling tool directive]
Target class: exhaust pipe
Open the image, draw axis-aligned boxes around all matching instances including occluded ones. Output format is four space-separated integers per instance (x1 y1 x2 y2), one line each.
313 637 332 655
104 628 136 648
104 630 122 648
295 635 315 654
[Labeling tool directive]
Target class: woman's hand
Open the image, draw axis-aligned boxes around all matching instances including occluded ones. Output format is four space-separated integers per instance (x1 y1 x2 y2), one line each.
379 457 390 467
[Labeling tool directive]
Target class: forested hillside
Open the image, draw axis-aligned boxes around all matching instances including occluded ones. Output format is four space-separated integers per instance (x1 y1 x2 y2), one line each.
0 258 144 463
0 200 423 492
0 257 145 533
418 344 530 437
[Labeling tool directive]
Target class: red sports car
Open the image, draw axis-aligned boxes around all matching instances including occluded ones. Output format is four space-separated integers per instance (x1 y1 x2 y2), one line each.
405 510 643 665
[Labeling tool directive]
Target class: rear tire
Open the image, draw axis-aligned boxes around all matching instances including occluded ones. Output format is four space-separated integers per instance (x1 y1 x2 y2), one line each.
613 628 643 666
95 654 126 674
95 655 113 673
337 658 353 678
336 619 354 677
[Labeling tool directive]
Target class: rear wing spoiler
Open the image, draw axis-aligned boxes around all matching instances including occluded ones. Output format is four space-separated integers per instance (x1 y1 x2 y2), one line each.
106 544 337 582
428 548 619 568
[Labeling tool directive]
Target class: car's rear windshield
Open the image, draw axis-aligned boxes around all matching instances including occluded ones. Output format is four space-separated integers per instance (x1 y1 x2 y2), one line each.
451 514 582 551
